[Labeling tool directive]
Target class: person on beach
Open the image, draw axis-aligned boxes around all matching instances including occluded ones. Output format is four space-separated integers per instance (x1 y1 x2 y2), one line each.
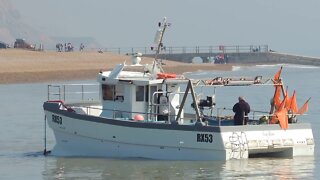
79 43 85 51
233 96 250 125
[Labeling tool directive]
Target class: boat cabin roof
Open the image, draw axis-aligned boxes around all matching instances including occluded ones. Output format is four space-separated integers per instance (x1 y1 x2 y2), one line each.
98 70 189 86
97 63 189 86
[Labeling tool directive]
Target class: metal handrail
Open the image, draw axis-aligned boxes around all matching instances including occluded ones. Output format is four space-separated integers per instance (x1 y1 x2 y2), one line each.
73 104 176 122
47 83 100 102
214 107 273 125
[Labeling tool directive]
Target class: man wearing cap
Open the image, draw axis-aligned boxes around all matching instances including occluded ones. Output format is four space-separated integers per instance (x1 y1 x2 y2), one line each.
157 89 169 121
233 96 251 125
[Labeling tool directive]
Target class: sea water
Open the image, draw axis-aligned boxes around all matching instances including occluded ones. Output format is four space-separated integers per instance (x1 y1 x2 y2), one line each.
0 64 319 179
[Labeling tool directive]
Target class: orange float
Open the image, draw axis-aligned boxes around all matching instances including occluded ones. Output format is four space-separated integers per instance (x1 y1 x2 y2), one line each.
157 73 177 79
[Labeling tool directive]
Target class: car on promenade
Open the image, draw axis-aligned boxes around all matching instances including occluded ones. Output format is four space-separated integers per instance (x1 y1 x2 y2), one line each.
0 41 10 49
14 38 35 50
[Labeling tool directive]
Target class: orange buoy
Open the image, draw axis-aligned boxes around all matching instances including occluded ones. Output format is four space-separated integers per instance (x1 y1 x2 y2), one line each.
133 114 144 121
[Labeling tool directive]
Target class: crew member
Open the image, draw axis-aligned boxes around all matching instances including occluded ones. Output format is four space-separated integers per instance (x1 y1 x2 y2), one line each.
233 96 250 125
157 89 169 121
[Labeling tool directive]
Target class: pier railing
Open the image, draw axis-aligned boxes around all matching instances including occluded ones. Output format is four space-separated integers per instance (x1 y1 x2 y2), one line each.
89 45 268 55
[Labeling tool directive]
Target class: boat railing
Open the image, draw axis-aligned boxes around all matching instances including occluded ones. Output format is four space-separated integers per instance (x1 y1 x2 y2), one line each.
65 103 276 126
47 83 101 103
149 91 184 122
215 107 271 125
57 100 298 126
70 104 177 122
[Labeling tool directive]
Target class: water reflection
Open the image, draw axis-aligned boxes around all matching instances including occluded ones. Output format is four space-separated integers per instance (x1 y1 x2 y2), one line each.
43 157 315 179
222 157 315 179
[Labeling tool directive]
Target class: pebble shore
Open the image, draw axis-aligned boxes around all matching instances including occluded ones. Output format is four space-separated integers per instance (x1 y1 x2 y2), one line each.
0 49 233 84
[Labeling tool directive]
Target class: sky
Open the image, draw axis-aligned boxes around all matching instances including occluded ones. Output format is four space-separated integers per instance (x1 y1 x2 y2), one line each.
10 0 320 57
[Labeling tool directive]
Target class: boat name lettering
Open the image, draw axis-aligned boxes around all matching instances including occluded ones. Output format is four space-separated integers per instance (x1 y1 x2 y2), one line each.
52 114 62 125
197 133 213 143
262 131 275 136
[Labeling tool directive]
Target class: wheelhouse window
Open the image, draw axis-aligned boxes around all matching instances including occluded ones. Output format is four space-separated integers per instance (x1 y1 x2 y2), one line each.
150 86 157 103
115 84 125 102
136 86 144 101
102 84 115 100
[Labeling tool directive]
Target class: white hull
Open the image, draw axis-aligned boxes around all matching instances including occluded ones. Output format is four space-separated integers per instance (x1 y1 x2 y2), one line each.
44 103 314 160
51 130 228 160
46 112 230 160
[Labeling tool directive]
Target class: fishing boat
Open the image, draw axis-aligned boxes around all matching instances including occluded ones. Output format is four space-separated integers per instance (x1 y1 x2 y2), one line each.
43 18 314 160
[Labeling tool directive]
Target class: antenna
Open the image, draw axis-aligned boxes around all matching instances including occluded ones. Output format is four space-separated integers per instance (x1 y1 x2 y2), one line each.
152 17 171 74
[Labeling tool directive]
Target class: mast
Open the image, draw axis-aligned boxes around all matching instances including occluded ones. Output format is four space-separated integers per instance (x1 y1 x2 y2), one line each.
152 17 171 73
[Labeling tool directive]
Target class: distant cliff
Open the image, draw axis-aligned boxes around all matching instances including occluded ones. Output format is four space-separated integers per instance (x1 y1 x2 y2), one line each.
0 0 53 46
0 0 100 50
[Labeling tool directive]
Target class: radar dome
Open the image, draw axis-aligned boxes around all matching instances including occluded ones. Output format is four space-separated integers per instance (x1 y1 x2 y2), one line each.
131 52 142 65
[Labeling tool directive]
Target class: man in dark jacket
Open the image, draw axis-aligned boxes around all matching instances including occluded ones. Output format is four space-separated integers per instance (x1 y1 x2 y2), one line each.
233 96 250 125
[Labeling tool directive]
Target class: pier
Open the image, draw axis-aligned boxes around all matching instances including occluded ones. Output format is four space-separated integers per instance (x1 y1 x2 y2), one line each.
100 45 320 66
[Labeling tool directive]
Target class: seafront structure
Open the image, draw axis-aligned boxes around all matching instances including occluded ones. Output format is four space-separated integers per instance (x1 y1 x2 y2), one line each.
97 45 320 66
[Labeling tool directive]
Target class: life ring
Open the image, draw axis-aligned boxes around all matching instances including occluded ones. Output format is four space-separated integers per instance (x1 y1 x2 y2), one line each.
157 73 177 79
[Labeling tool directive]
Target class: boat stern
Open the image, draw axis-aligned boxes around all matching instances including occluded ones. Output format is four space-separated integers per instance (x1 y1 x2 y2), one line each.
220 123 314 159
